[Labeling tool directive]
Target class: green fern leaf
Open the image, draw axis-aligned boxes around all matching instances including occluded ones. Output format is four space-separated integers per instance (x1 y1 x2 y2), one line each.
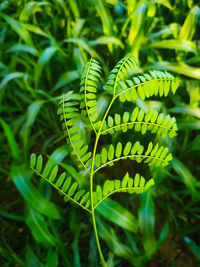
36 155 43 172
56 172 66 187
134 173 140 187
30 153 36 168
122 172 129 187
49 165 58 182
101 148 107 164
116 142 122 157
108 144 114 160
80 192 90 205
74 190 85 201
42 160 52 178
62 177 71 192
68 183 78 196
123 142 132 156
96 185 102 200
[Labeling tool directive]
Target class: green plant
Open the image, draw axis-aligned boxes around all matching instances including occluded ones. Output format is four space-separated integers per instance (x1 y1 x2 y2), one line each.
29 54 179 266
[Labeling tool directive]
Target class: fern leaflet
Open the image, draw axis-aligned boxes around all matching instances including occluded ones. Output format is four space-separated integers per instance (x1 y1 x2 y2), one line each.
103 53 139 95
115 70 179 102
58 91 92 173
91 141 172 173
101 107 177 138
30 153 91 213
80 58 102 134
93 172 155 209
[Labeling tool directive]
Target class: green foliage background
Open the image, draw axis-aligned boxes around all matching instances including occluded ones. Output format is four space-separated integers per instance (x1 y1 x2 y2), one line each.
0 0 200 266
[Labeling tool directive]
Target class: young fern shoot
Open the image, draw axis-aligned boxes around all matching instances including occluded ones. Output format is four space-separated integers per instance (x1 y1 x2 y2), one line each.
30 54 179 266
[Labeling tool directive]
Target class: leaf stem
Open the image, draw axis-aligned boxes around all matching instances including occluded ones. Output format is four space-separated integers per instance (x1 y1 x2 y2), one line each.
90 97 115 266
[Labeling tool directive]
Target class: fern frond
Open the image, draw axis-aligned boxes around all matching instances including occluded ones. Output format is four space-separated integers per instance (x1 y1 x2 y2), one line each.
58 92 92 174
30 153 91 213
101 107 177 138
93 172 155 209
91 141 172 173
115 70 180 102
103 53 139 95
80 58 102 134
30 53 179 265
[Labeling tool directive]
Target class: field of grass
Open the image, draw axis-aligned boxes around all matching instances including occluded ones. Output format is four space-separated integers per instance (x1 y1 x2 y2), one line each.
0 0 200 266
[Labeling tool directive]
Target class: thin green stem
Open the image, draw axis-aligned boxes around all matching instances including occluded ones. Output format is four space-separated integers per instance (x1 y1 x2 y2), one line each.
90 97 115 266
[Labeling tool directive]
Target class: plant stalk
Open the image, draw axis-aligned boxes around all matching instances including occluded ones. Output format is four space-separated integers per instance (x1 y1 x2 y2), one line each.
90 131 107 266
90 97 115 266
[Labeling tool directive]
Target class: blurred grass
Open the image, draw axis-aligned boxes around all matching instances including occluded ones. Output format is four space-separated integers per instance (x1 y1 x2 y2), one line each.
0 0 200 266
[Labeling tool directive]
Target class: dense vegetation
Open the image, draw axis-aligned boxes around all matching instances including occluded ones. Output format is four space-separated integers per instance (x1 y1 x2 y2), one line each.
0 0 200 266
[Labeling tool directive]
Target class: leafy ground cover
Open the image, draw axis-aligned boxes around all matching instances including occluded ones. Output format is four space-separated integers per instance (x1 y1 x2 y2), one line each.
0 0 200 266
